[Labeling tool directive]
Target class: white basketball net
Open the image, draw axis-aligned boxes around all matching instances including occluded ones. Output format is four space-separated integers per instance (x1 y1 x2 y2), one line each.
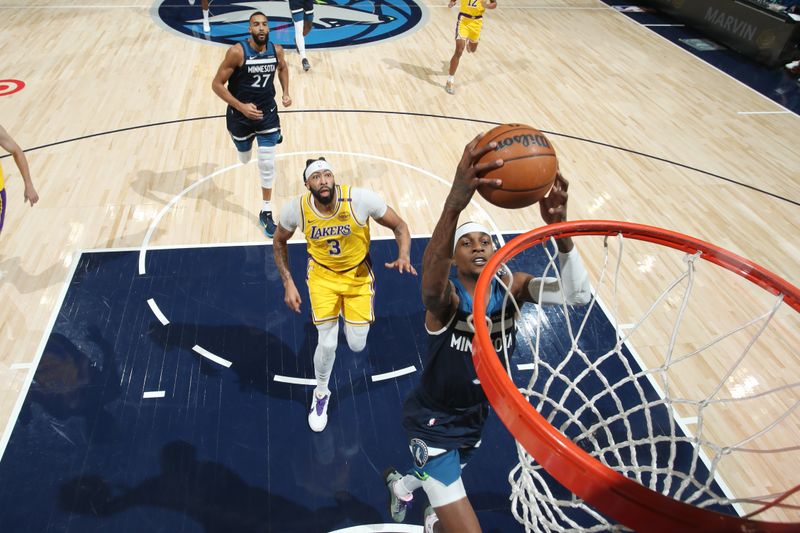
491 233 800 532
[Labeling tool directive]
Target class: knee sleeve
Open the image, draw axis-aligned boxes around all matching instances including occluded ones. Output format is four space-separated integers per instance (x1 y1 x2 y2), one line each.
257 146 275 189
344 324 369 353
238 150 252 164
314 321 339 394
422 476 467 508
294 20 306 54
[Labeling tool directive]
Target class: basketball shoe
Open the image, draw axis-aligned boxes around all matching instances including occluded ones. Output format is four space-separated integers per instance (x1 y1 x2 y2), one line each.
302 58 311 72
384 468 412 522
259 210 276 238
445 80 455 95
308 392 330 432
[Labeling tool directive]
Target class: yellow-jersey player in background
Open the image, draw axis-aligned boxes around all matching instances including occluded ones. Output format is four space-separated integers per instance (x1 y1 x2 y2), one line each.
273 157 416 432
446 0 497 95
0 124 39 237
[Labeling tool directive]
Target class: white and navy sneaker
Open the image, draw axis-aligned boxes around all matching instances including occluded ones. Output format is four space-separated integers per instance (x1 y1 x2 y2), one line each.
308 392 330 432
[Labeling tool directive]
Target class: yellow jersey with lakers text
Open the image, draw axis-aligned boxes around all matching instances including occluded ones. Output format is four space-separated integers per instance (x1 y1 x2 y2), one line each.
301 185 370 273
460 0 486 17
0 160 5 190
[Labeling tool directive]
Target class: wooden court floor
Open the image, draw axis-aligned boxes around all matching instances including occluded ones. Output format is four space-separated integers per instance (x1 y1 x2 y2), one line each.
1 0 799 526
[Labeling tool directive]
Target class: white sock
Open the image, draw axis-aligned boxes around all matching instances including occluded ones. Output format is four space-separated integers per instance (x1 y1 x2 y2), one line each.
447 75 455 83
294 20 307 59
262 200 271 212
394 475 419 501
203 9 209 22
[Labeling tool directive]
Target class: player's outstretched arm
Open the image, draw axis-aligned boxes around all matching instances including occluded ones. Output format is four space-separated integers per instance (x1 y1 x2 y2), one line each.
375 207 416 275
421 135 502 314
0 125 38 206
274 45 292 108
539 173 573 253
511 172 590 306
273 224 302 313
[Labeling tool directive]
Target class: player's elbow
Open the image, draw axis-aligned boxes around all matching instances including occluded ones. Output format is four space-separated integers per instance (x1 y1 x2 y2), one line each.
211 77 226 96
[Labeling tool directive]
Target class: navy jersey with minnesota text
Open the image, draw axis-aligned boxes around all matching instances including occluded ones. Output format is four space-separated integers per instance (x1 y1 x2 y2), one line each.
402 274 516 449
226 39 280 133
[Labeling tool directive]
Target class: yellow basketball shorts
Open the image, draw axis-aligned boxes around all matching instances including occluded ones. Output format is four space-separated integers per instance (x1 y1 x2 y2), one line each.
456 14 483 43
306 259 375 326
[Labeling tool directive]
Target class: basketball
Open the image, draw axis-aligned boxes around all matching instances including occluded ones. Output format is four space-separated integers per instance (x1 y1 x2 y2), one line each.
474 124 558 209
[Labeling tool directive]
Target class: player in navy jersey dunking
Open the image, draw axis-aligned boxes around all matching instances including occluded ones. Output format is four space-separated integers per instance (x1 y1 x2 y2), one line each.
212 11 292 238
383 135 591 532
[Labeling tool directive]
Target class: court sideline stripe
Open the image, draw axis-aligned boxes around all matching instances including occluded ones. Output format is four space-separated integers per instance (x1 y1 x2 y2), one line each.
1 110 795 207
0 252 83 460
737 111 792 115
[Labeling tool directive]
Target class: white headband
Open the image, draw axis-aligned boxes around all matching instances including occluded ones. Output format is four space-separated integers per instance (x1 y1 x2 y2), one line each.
453 222 492 252
304 159 333 180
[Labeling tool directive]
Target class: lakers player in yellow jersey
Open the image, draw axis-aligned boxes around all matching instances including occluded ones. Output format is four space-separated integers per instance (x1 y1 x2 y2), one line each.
0 124 39 237
445 0 497 95
273 157 416 432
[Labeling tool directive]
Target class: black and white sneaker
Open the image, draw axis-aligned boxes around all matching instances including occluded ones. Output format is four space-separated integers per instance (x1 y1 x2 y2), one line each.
259 210 276 238
302 58 311 72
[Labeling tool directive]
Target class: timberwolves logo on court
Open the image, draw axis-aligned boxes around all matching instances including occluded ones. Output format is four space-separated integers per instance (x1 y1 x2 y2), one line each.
154 0 426 49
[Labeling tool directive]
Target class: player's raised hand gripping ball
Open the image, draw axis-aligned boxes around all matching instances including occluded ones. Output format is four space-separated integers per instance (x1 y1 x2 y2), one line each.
475 124 558 208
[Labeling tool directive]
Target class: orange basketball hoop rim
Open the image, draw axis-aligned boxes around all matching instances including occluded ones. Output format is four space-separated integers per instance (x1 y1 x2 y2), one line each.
471 220 800 533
